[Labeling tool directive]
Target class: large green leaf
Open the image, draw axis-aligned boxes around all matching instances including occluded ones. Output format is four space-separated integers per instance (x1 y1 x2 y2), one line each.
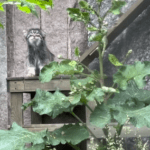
107 82 150 127
39 60 84 83
113 61 150 90
109 0 126 15
87 88 104 102
108 81 150 106
0 122 47 150
24 89 79 118
110 103 150 128
47 124 89 145
90 104 111 128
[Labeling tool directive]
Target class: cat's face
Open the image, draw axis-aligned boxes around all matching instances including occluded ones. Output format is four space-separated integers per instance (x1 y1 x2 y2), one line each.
27 29 43 46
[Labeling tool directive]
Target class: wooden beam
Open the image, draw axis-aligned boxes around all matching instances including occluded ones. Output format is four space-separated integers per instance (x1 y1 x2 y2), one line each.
11 93 23 126
22 123 150 138
80 0 150 66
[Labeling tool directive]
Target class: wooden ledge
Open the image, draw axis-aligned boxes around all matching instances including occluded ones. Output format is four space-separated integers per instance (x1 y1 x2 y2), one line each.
8 123 150 138
6 75 86 81
7 75 87 92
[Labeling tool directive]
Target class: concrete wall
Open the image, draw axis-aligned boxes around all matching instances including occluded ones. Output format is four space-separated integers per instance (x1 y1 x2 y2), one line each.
0 7 7 129
88 0 150 149
4 0 88 127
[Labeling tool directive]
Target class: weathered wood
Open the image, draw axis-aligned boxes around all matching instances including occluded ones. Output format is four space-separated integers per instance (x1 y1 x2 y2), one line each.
31 107 42 124
25 79 70 91
6 5 15 77
23 123 150 138
11 93 23 126
7 75 86 92
7 75 86 81
9 81 24 92
8 79 70 92
30 92 42 124
80 0 150 66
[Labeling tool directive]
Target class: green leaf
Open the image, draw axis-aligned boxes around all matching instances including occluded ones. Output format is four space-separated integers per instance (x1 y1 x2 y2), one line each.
110 103 150 128
107 82 150 126
0 3 4 11
109 0 126 15
108 81 150 106
17 0 39 17
86 27 99 31
108 54 123 66
113 61 150 90
70 93 82 104
74 47 80 57
0 23 4 29
70 76 98 104
96 0 103 2
79 1 95 14
30 89 76 118
89 33 104 42
87 88 104 102
39 60 84 83
0 122 47 150
90 104 111 128
26 0 53 10
67 8 90 24
79 1 90 10
47 124 89 145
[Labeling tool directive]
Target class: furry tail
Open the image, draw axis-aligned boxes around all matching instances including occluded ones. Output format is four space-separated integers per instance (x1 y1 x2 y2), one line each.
35 60 40 76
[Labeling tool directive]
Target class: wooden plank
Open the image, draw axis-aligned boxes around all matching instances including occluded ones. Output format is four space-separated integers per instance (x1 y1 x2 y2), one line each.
9 81 24 92
80 0 150 66
24 79 70 92
8 79 71 92
7 75 86 81
6 5 15 77
11 93 23 126
23 123 150 138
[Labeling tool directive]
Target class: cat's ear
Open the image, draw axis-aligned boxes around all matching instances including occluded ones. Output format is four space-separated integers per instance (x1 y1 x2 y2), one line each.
23 30 28 37
41 30 46 37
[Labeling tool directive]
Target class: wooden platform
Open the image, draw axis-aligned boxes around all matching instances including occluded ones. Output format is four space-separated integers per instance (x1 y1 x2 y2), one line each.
7 76 150 138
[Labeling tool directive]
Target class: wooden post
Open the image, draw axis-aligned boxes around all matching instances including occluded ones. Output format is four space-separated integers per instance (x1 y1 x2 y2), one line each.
10 93 23 126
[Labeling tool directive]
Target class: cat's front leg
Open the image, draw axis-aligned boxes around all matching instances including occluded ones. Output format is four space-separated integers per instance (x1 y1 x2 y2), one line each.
26 67 36 77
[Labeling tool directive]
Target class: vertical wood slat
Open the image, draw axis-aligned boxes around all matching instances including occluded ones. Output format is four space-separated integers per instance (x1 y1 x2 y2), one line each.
31 108 42 124
11 93 23 126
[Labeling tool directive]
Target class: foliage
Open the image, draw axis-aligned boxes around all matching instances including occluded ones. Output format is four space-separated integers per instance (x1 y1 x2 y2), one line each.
1 0 150 150
0 122 47 150
0 122 89 150
113 61 150 90
0 0 53 26
39 60 84 83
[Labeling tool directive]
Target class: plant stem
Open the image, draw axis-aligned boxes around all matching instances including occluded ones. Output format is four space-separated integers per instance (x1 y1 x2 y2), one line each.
77 61 93 74
98 44 104 87
71 112 99 143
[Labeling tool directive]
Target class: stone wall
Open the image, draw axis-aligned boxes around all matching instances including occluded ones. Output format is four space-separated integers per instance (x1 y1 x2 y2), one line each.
0 6 7 129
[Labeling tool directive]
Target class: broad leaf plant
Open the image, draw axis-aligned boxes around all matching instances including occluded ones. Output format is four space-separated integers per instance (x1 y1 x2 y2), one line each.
0 0 150 150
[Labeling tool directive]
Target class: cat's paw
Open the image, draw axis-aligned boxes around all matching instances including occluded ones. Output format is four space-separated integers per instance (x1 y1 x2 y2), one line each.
26 67 35 77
